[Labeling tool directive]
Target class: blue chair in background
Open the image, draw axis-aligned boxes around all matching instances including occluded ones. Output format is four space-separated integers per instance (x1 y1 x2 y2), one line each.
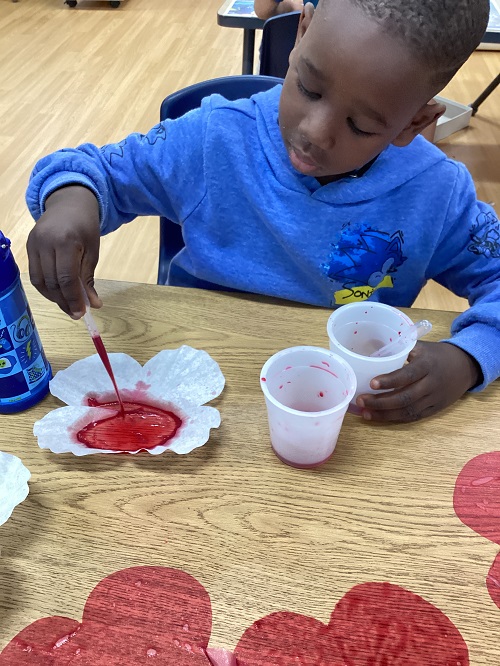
157 74 283 285
259 11 301 79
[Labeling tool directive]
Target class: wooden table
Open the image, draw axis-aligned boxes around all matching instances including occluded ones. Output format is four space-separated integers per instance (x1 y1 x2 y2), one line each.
1 279 500 663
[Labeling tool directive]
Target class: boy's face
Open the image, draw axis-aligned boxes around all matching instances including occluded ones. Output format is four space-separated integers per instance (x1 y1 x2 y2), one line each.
279 0 443 182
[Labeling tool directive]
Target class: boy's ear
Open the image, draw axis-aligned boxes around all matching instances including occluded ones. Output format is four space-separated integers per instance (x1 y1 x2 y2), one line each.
294 2 315 47
392 99 446 146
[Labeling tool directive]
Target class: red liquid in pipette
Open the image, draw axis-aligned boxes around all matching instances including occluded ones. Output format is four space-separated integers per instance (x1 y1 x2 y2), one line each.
91 334 125 416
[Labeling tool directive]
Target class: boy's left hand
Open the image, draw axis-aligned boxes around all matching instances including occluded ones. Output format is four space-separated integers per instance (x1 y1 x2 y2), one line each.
356 341 481 423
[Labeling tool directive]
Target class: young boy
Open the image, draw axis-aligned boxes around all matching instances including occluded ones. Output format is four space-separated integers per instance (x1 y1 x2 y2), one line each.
26 0 499 424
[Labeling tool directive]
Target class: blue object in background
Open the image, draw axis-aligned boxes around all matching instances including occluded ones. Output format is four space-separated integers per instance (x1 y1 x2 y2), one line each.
0 231 51 413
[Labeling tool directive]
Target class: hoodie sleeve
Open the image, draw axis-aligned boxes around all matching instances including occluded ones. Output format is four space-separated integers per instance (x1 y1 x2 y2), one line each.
26 100 212 235
427 162 500 390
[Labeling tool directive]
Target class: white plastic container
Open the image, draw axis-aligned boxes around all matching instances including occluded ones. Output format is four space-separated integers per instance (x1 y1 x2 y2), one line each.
327 303 415 413
433 96 473 142
260 346 356 469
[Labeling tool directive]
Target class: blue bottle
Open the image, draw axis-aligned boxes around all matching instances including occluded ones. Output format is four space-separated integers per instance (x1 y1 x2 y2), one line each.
0 231 51 413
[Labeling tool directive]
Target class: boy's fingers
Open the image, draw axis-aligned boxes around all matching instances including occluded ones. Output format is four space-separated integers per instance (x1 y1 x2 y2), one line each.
370 357 428 390
81 255 102 309
37 249 73 315
28 249 50 300
84 282 102 310
358 352 433 416
358 382 431 412
54 252 86 319
361 395 439 424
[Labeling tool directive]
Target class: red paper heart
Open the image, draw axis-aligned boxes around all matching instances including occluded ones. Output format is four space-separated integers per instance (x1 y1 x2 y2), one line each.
0 567 213 665
453 451 500 544
487 551 500 610
234 582 469 665
0 570 468 665
0 617 81 666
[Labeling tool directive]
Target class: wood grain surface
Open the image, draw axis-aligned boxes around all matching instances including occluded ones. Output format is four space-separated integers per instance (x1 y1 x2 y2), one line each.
0 279 499 662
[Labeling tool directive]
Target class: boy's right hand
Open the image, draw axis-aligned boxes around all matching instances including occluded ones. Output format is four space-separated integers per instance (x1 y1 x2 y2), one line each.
27 185 102 319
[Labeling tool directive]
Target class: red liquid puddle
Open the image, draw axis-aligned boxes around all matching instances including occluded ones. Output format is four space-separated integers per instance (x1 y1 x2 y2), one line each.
91 334 125 415
78 398 182 451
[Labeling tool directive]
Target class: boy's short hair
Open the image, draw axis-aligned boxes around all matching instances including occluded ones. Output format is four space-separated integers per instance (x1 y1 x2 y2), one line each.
342 0 490 87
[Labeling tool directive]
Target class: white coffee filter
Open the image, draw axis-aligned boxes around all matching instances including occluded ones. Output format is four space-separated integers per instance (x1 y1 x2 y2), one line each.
33 346 225 456
0 452 30 525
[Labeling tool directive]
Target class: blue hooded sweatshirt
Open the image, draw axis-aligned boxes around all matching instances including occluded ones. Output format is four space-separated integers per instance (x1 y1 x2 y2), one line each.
26 85 500 390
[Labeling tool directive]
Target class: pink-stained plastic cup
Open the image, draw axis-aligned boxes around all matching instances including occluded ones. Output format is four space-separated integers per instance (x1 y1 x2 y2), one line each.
327 302 416 413
260 346 357 469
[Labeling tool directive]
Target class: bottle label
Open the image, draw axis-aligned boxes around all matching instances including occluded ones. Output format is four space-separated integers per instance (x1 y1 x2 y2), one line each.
0 279 51 405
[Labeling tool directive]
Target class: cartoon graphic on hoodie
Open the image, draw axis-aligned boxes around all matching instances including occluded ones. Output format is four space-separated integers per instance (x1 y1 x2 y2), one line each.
322 223 407 304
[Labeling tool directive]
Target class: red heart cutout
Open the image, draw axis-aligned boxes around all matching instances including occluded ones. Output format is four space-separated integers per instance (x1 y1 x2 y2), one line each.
0 567 213 665
487 551 500 610
234 582 469 665
0 571 468 665
453 451 500 544
0 617 80 666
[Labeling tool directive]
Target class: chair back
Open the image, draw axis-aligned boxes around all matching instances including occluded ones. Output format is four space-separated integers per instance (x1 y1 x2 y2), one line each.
158 75 283 285
259 11 301 79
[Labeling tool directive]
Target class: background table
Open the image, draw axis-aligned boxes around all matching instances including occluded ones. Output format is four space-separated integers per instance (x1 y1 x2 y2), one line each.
1 280 500 662
218 0 264 74
478 0 500 50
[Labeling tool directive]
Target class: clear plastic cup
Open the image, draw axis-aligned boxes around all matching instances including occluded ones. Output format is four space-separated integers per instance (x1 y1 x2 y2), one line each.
260 346 357 469
326 302 416 413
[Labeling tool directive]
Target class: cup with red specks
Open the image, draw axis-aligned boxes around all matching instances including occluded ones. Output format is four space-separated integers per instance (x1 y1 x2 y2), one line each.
260 346 357 469
326 302 416 413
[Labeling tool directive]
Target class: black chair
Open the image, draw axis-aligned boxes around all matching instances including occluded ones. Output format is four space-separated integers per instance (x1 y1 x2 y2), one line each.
157 75 283 285
259 11 301 79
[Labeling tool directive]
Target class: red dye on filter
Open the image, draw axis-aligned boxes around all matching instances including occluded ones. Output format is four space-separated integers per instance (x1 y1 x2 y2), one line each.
91 335 124 415
77 398 182 451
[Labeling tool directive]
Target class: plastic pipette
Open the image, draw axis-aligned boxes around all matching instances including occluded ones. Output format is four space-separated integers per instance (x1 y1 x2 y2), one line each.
370 320 433 358
81 288 100 338
80 285 125 413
